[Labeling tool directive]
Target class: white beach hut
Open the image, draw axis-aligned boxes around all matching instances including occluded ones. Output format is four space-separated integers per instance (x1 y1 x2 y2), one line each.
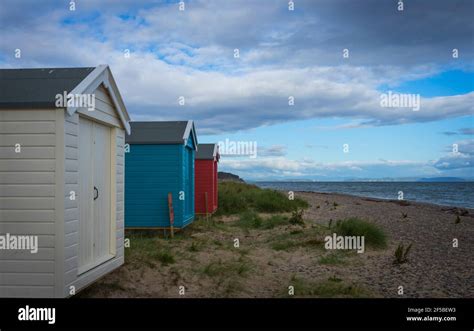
0 65 130 297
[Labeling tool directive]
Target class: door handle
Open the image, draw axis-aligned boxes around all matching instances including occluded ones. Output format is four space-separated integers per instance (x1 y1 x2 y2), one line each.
94 186 99 200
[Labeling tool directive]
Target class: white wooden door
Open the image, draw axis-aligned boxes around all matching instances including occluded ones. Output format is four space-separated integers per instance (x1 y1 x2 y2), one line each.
92 121 111 263
78 118 94 272
78 117 112 274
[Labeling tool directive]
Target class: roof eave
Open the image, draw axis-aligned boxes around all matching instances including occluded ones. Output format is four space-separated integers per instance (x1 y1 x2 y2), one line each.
183 120 198 150
214 144 220 162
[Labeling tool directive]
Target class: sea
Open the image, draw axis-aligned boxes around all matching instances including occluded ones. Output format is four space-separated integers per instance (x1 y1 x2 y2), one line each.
253 181 474 209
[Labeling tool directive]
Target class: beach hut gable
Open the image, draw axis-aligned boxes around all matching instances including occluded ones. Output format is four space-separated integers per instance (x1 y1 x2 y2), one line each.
66 65 131 134
0 66 129 298
183 120 198 149
195 143 219 161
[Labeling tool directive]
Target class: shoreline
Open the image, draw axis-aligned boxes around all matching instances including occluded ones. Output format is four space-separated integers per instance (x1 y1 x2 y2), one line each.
251 180 474 209
289 190 474 212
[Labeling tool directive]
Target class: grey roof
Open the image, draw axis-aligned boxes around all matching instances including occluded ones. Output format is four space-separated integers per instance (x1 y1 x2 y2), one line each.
0 67 95 109
196 143 219 161
126 121 198 148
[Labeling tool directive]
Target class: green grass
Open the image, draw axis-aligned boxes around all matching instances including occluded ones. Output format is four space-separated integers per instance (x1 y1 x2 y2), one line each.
393 242 412 264
332 218 387 248
188 241 200 252
290 229 303 235
319 252 348 265
100 281 126 292
234 210 263 229
212 239 224 247
216 182 308 216
262 215 290 229
271 240 298 251
125 233 176 266
269 231 325 251
192 218 230 232
234 211 291 230
289 207 305 225
202 258 252 278
148 249 175 265
199 257 252 297
287 276 368 298
455 215 461 224
202 262 225 277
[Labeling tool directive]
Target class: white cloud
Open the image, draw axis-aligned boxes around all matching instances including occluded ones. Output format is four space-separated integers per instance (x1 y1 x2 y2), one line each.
221 157 430 178
258 145 287 157
0 0 472 135
434 139 474 170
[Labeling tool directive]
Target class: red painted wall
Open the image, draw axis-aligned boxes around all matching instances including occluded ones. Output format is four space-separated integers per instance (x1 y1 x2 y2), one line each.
195 159 218 214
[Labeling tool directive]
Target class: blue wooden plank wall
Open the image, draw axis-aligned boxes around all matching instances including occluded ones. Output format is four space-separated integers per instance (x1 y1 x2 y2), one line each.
125 143 195 228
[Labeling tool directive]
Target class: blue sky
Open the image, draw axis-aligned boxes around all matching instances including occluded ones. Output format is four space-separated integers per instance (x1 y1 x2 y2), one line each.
0 0 473 180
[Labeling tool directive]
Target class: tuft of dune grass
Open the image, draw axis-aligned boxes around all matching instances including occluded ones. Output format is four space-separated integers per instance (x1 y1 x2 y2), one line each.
234 210 291 230
216 182 308 216
332 218 387 248
285 276 370 298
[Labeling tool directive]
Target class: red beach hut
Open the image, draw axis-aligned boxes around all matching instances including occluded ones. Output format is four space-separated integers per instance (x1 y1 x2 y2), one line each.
195 143 220 215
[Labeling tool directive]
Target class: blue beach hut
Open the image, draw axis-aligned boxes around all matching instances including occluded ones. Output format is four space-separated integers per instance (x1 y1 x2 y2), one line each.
125 121 198 229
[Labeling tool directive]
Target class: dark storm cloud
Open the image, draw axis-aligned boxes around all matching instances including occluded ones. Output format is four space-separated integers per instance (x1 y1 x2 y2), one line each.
288 0 474 65
0 0 472 134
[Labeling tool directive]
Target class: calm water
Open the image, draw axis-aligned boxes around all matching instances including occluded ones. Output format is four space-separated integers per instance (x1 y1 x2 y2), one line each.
254 182 474 209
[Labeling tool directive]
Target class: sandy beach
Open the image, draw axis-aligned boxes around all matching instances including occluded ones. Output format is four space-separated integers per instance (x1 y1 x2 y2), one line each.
297 191 474 298
79 191 474 298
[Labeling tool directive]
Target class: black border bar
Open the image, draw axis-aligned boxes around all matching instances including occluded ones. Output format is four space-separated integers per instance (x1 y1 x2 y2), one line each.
0 298 473 330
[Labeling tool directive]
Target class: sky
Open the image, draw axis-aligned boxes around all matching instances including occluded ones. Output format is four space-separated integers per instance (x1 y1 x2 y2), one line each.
0 0 473 181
